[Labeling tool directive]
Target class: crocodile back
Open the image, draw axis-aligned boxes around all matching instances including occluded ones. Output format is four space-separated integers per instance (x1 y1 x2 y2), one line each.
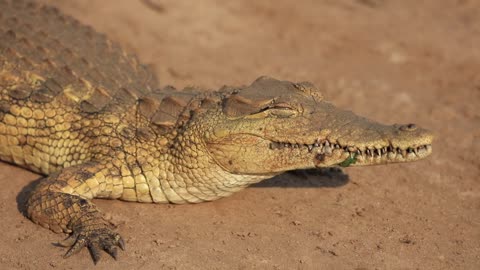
0 0 159 174
0 0 158 111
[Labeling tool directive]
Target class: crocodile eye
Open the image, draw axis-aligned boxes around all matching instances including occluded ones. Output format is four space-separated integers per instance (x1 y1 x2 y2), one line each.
258 103 292 112
243 103 297 119
259 103 297 118
270 102 293 110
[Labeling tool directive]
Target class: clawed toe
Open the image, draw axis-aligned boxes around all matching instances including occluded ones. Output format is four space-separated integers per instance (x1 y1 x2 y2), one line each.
57 233 78 247
61 228 125 264
64 234 87 258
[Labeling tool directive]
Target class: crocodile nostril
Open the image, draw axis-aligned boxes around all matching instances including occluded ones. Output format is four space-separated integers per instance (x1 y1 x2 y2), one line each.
399 123 417 131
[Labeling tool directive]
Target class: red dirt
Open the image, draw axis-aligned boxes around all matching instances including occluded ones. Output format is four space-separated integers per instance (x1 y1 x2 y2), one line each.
1 0 479 269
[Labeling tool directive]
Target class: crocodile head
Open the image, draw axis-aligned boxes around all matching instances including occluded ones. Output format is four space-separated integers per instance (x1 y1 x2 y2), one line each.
203 76 433 175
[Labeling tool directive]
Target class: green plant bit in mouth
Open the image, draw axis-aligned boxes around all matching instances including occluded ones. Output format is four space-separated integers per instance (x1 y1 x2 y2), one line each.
338 153 358 167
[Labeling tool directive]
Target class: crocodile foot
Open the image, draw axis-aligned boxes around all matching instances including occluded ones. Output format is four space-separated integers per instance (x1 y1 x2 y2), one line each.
58 225 125 264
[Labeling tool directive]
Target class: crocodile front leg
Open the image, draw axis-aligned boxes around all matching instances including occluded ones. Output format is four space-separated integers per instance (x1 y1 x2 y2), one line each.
26 162 125 264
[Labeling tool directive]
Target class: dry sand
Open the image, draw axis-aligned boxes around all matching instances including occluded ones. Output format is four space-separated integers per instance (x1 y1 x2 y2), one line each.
1 0 479 269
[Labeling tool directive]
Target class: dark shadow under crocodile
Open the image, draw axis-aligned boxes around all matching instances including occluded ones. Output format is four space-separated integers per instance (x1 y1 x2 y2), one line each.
16 176 43 217
251 168 349 188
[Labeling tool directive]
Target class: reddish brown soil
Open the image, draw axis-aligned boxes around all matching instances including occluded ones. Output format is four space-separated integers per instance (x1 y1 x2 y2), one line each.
1 0 479 269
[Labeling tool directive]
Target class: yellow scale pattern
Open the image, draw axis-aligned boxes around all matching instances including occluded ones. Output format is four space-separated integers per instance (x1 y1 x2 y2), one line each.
0 99 88 174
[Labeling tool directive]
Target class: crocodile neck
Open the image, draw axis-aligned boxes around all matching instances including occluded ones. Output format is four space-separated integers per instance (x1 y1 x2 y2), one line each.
95 93 272 204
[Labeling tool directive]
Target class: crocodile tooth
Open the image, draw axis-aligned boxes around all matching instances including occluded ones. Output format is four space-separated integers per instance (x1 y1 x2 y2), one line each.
324 145 332 155
334 144 340 149
325 141 330 147
307 145 314 152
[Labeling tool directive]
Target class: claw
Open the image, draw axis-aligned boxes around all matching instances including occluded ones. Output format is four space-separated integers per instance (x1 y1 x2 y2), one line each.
118 236 126 251
88 244 102 265
105 246 118 260
57 234 77 247
64 236 86 258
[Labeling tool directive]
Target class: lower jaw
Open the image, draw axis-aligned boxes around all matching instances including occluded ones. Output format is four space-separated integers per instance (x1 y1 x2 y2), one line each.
313 149 430 167
343 153 431 166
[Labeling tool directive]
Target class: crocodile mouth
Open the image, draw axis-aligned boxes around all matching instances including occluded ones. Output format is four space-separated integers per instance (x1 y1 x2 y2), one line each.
269 139 433 166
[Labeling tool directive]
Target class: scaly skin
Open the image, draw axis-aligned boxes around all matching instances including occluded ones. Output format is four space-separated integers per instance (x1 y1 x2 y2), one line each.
0 0 433 264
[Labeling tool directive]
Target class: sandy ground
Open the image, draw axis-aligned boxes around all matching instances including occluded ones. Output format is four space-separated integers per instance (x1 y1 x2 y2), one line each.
1 0 479 269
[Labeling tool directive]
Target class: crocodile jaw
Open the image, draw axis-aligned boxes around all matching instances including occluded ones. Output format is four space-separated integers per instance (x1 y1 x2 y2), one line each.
268 134 433 168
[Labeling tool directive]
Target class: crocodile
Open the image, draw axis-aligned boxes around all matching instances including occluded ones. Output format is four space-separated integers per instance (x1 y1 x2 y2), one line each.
0 0 433 264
